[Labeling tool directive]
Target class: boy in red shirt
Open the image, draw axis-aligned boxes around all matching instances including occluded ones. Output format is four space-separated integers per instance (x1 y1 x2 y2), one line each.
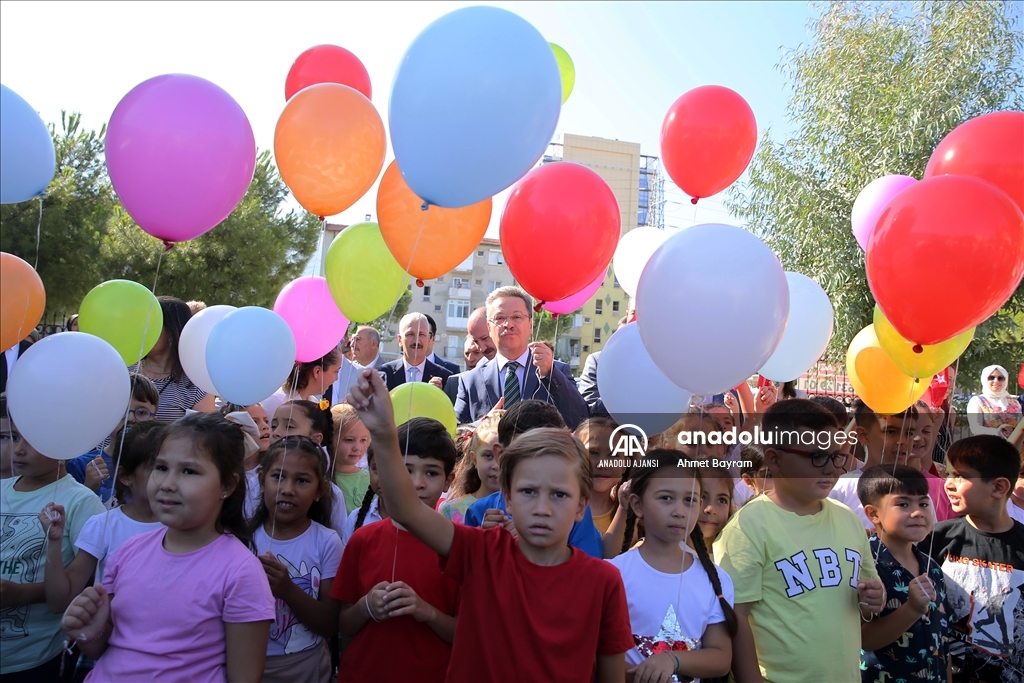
347 368 633 683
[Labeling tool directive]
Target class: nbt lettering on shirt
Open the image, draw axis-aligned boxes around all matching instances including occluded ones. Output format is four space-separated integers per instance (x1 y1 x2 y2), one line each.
774 548 863 598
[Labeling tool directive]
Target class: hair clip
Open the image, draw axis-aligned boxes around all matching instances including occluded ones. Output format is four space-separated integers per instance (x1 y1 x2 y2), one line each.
319 398 330 411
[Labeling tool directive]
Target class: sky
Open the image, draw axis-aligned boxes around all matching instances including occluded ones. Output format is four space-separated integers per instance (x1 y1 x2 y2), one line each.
0 1 816 250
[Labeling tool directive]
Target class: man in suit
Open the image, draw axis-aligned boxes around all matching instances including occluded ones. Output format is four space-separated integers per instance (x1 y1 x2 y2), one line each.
1 337 34 394
577 351 601 410
454 287 587 429
351 326 386 371
422 314 460 375
444 337 485 404
380 313 453 391
467 306 496 362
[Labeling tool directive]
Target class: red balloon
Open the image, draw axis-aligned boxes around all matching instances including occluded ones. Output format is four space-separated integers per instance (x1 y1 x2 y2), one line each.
925 111 1024 215
285 45 372 101
660 85 757 202
500 162 620 303
866 174 1024 346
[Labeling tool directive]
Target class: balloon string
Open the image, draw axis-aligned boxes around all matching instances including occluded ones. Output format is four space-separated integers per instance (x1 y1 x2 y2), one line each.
381 212 428 340
34 195 43 271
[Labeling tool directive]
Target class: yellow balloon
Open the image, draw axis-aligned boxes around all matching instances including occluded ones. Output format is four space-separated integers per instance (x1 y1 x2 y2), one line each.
324 222 407 323
873 306 973 378
549 43 575 104
846 324 929 414
390 382 457 438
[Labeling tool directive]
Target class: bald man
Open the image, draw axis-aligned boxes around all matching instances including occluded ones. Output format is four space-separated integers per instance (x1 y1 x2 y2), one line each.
466 306 496 362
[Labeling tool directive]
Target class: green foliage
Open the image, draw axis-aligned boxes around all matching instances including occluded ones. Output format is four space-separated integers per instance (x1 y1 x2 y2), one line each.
727 0 1024 381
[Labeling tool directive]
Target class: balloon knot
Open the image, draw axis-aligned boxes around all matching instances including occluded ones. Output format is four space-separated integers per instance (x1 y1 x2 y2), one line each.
162 240 174 252
533 302 543 312
415 278 424 288
421 201 429 212
551 313 559 320
318 215 325 222
912 344 923 354
690 197 699 205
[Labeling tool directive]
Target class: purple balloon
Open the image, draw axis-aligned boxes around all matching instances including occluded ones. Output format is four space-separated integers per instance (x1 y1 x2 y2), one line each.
542 270 606 315
851 175 917 251
274 276 350 362
106 74 256 243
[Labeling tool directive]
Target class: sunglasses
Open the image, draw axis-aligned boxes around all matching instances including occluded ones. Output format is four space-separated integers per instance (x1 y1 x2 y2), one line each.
773 446 847 469
988 375 1005 381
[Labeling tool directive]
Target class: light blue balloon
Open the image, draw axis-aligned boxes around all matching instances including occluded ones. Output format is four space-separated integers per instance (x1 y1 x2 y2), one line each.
389 6 561 209
206 307 297 405
1 84 56 204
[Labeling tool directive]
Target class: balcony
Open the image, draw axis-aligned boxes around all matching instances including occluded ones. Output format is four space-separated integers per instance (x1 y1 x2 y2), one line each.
447 315 469 330
449 285 472 299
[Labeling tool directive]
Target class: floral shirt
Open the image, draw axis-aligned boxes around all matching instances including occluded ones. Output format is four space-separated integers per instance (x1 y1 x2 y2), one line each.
438 493 479 525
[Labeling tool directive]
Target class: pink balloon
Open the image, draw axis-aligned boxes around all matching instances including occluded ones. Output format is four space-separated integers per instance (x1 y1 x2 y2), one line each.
542 271 606 315
850 175 917 250
106 74 256 244
274 276 349 362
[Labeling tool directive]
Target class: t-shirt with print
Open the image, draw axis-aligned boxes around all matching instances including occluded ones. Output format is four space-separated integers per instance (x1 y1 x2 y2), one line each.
714 496 878 683
608 543 735 677
75 506 163 582
0 475 105 674
438 493 478 526
253 522 343 657
925 517 1024 683
861 535 951 683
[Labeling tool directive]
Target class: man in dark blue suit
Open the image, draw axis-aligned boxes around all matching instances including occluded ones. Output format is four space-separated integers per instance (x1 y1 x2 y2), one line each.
380 313 453 391
454 287 587 429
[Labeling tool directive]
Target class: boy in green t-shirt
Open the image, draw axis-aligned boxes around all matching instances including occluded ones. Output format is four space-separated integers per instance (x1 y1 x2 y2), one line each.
716 399 886 683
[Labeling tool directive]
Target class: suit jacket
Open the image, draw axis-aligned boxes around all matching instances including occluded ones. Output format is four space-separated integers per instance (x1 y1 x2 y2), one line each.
577 351 601 409
444 373 462 405
454 352 587 429
380 358 453 392
429 354 461 375
0 339 33 394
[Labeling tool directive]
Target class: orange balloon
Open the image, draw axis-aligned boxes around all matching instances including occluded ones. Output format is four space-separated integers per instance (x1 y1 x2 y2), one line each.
274 83 385 217
846 324 929 415
377 161 492 280
1 253 46 351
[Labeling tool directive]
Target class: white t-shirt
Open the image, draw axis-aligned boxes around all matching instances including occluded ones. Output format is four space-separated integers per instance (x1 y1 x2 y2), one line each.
341 496 381 553
253 523 343 657
1008 498 1024 525
243 467 348 540
75 507 163 582
828 471 870 528
607 544 735 674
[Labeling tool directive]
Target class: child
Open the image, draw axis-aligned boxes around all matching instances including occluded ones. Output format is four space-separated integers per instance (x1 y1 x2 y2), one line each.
715 399 885 683
738 445 772 503
857 465 951 682
0 419 105 680
330 403 370 515
333 418 460 682
341 447 389 551
925 435 1024 682
61 413 275 681
576 417 624 535
698 467 734 559
609 451 736 682
251 436 343 683
347 369 633 682
438 411 502 525
262 347 343 421
910 401 956 523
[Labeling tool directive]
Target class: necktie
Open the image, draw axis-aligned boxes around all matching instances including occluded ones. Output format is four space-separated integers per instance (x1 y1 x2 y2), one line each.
408 366 420 383
503 361 521 408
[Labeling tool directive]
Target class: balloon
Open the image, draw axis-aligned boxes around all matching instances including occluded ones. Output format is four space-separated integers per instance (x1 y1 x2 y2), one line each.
178 305 237 396
866 174 1024 345
873 306 973 378
275 83 385 217
543 270 605 315
549 43 575 104
274 276 349 362
0 253 45 352
389 382 457 438
106 74 256 243
636 224 788 396
7 333 130 459
325 222 408 323
0 85 56 204
613 226 668 298
598 323 692 435
758 273 834 382
389 6 561 208
660 85 757 202
285 44 372 101
78 280 163 366
850 175 917 251
501 162 620 302
846 325 929 414
206 307 296 405
377 161 491 281
925 111 1024 214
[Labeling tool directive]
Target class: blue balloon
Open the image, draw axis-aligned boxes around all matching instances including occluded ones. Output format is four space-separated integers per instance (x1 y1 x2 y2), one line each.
206 307 296 405
389 7 561 208
1 85 56 204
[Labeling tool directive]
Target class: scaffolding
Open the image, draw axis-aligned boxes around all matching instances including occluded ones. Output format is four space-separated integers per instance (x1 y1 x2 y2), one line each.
639 154 664 230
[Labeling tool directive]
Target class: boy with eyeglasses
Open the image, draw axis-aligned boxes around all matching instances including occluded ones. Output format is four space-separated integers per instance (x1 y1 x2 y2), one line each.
66 373 159 504
716 399 886 683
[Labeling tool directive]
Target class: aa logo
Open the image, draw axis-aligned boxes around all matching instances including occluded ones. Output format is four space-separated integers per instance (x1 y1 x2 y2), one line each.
609 425 648 458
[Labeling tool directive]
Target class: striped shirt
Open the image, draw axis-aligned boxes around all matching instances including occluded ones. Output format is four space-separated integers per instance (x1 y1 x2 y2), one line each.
129 365 207 423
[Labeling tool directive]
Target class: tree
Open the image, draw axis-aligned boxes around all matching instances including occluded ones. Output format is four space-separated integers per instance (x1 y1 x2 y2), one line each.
727 1 1024 388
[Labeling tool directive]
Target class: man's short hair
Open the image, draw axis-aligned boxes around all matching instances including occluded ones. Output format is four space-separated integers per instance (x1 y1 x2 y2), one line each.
485 286 533 317
424 314 438 337
356 326 381 344
399 312 431 336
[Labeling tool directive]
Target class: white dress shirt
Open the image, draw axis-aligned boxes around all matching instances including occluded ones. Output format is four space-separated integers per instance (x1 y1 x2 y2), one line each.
404 359 427 382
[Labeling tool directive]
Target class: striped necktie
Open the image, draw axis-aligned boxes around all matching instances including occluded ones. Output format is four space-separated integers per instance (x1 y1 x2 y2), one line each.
503 361 521 408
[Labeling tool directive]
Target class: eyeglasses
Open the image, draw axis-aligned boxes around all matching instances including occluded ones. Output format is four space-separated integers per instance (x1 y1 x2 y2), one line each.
488 314 530 327
988 375 1005 381
773 446 847 469
128 407 155 422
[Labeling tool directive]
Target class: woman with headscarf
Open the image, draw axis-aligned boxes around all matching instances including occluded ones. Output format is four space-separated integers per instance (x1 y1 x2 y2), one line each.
966 364 1021 438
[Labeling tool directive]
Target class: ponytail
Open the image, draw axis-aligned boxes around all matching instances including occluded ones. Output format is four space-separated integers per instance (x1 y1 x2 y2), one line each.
689 525 738 637
354 486 376 531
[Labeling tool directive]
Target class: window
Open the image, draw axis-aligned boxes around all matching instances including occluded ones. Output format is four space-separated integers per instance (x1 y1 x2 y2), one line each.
583 345 590 352
612 301 620 313
475 279 483 285
593 329 602 343
452 277 465 288
594 299 603 315
448 300 470 319
583 316 591 325
613 276 621 288
436 276 444 283
423 285 431 302
488 250 504 266
487 280 501 293
434 305 442 312
447 335 460 357
477 250 484 257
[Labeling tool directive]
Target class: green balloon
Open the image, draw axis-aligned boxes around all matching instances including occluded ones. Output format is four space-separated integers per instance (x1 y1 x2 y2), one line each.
78 280 163 366
390 382 457 438
325 222 407 323
549 42 575 104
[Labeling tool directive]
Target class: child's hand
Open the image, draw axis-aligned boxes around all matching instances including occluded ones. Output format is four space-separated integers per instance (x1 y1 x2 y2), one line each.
382 581 437 623
754 383 777 412
259 552 294 599
38 503 66 541
62 584 110 643
481 508 509 530
629 651 678 683
906 573 936 615
364 581 389 620
615 480 632 510
347 368 396 435
84 456 109 492
857 578 886 617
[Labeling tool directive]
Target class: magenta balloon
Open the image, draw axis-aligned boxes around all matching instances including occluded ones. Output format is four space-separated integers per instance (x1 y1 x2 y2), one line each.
274 276 350 362
543 270 606 315
106 74 256 243
850 175 917 251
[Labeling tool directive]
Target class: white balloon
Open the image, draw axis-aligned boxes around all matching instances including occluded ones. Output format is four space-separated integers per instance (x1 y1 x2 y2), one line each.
636 224 788 395
597 323 692 436
613 226 668 298
179 305 236 396
8 333 130 459
758 273 834 382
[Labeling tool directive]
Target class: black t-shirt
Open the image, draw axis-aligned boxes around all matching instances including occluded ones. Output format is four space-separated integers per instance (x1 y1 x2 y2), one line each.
925 517 1024 683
